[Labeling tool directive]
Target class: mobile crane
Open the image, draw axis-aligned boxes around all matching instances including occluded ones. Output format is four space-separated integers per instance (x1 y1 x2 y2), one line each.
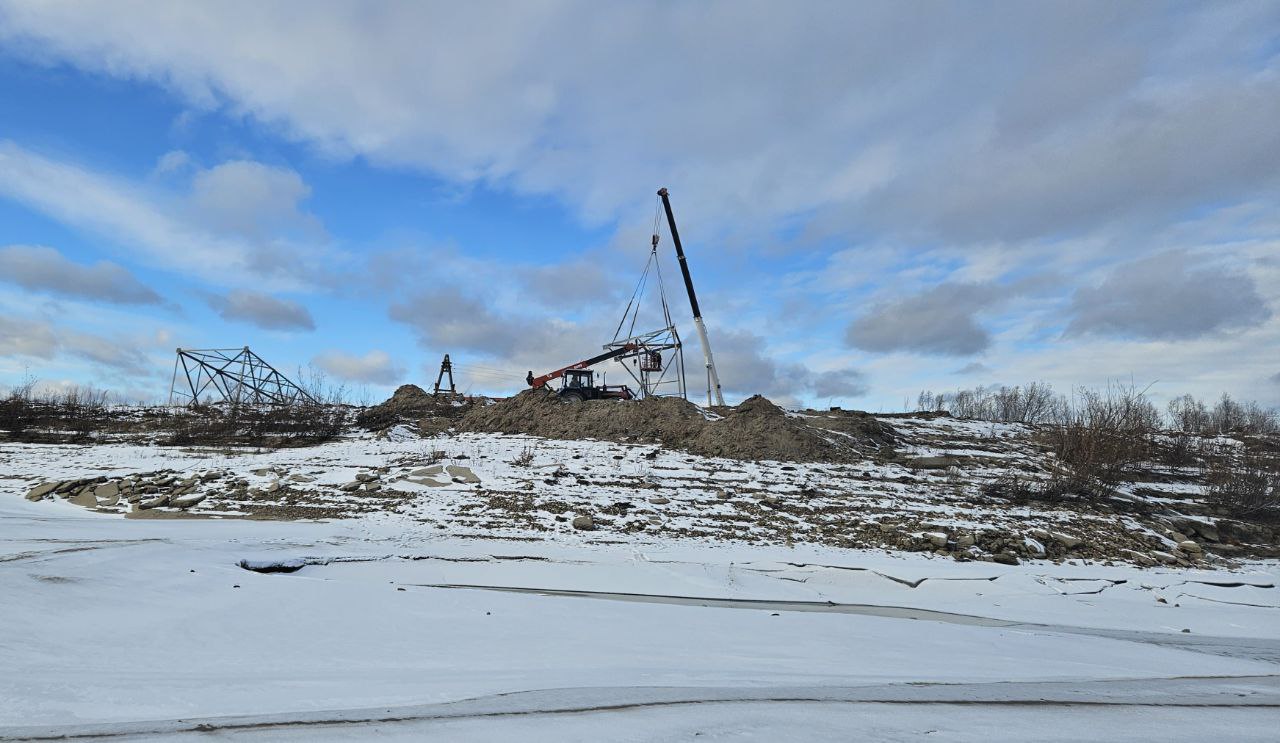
526 343 638 402
525 187 724 406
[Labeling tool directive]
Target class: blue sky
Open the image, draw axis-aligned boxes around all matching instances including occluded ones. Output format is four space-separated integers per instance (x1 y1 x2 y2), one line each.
1 1 1278 409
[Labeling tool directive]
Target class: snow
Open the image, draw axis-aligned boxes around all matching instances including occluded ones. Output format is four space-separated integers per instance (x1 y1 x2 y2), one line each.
2 425 1279 740
2 490 1278 740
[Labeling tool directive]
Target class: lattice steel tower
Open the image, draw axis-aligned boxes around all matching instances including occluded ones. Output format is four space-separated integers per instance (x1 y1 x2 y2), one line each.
168 347 315 406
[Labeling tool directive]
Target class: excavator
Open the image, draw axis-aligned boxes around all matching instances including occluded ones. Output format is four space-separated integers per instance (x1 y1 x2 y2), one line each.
526 343 637 402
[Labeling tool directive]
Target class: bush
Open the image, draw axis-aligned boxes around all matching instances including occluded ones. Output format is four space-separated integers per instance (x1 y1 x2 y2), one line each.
0 382 116 442
1205 447 1280 518
0 378 38 437
1042 384 1161 499
163 402 349 448
916 382 1064 424
1169 393 1278 435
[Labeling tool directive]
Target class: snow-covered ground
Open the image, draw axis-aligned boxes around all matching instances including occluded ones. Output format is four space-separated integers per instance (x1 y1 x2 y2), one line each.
2 485 1279 740
2 420 1229 564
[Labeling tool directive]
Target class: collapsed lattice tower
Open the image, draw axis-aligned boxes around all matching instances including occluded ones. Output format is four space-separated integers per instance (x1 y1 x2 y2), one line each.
168 347 315 406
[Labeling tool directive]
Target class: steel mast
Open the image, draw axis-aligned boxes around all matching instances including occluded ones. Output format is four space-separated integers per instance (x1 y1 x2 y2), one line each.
657 187 724 407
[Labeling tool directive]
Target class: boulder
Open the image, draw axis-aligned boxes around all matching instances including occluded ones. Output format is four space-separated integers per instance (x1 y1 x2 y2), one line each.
68 490 98 508
1122 550 1157 567
1051 531 1082 549
446 465 481 484
355 473 377 482
571 515 594 531
649 496 671 505
170 493 206 509
139 495 170 510
1195 523 1220 543
923 531 949 548
93 482 120 500
25 482 59 501
1150 550 1177 564
1178 540 1202 554
993 552 1020 566
904 456 959 470
339 481 362 492
956 534 976 549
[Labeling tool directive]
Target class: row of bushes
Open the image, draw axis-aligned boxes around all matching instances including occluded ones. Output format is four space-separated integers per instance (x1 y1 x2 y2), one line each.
917 383 1278 435
968 384 1279 519
0 379 349 447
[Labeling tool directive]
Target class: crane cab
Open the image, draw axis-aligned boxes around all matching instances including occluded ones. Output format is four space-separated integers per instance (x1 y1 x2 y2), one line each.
561 369 594 391
556 369 634 402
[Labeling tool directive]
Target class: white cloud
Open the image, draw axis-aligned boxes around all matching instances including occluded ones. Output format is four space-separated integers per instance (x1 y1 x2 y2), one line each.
0 244 162 305
188 160 319 240
1066 250 1271 340
3 2 1276 244
312 350 405 386
845 282 1007 357
153 149 191 175
0 315 152 375
207 290 315 331
0 141 333 290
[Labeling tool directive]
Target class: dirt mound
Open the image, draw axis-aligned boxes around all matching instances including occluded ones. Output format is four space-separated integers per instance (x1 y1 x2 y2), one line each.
456 390 893 463
357 385 469 430
457 390 707 446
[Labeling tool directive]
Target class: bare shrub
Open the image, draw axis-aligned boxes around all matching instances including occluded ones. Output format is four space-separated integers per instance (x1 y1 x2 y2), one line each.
1042 383 1160 499
1205 446 1280 518
510 444 536 467
1167 394 1210 433
296 365 351 407
1158 431 1202 468
982 472 1069 504
0 376 38 438
0 381 118 442
164 401 348 448
1168 393 1277 435
916 382 1064 424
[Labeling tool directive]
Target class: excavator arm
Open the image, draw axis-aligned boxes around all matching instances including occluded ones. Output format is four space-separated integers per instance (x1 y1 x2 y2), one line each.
526 343 638 389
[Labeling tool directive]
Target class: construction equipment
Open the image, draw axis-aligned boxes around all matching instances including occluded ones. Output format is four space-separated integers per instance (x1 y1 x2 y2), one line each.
526 344 637 402
606 230 686 400
523 188 720 407
657 187 725 406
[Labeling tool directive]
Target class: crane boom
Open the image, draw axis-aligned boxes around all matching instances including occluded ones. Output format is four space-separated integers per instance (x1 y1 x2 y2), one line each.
657 187 724 406
526 343 637 389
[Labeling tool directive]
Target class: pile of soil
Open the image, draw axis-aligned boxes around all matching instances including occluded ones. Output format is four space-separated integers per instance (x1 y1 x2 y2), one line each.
356 384 469 430
455 390 893 463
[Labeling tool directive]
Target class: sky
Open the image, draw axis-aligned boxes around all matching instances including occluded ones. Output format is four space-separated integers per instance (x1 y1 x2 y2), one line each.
0 0 1278 410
